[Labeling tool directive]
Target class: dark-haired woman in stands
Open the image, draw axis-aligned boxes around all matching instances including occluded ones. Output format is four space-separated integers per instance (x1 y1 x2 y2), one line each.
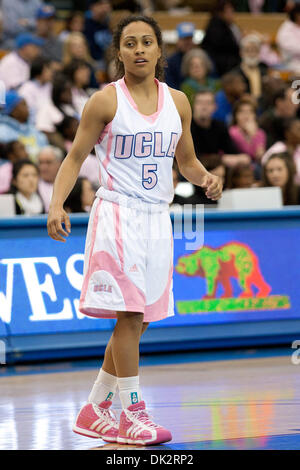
262 152 300 205
9 159 44 214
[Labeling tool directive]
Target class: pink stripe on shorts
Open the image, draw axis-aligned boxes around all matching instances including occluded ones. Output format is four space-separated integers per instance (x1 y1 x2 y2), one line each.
79 189 174 322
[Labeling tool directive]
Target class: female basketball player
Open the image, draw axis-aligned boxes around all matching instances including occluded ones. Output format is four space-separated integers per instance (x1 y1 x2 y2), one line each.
47 15 222 446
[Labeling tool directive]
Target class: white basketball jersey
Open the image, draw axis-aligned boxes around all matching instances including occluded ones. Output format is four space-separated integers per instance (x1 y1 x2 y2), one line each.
94 77 182 205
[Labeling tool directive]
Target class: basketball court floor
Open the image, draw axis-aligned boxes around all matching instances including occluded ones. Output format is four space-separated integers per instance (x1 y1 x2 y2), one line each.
1 347 300 450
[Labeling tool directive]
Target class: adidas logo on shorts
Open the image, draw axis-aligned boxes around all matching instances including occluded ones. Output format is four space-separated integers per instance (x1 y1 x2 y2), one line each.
129 264 138 272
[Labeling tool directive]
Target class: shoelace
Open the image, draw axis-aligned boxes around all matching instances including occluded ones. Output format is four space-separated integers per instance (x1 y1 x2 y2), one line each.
126 409 160 429
96 406 118 425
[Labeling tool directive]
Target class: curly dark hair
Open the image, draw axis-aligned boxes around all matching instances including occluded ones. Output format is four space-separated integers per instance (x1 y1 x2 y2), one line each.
111 15 165 82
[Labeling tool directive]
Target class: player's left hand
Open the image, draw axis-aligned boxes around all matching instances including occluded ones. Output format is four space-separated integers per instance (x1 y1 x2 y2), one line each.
200 173 223 201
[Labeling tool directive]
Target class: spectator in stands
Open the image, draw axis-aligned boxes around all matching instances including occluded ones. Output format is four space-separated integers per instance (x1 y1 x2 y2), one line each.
64 176 95 213
191 153 227 205
230 34 268 102
59 11 85 42
0 140 30 194
180 48 220 106
37 145 64 212
36 73 79 149
62 32 98 88
229 98 266 164
57 115 100 188
35 3 63 67
0 32 44 90
201 0 241 77
276 4 300 74
0 90 48 161
63 59 91 116
213 72 247 125
83 0 112 70
9 159 44 214
18 56 53 123
226 163 255 189
259 86 300 147
165 22 196 90
261 117 300 183
262 152 300 205
191 90 251 169
1 0 42 50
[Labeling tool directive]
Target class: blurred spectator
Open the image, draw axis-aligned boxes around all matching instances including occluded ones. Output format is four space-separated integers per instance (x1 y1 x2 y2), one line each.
259 86 299 147
62 32 98 88
262 152 300 205
63 59 91 116
83 0 112 70
229 98 266 163
18 56 53 123
9 159 44 214
180 48 220 106
231 34 268 101
57 115 100 188
0 140 29 194
261 117 300 183
276 4 300 74
226 162 255 189
165 22 196 90
35 3 63 67
0 90 48 161
201 0 241 76
213 72 247 124
59 11 85 42
36 74 79 149
64 176 95 213
191 90 251 168
1 0 42 50
0 33 44 90
37 145 64 212
192 153 227 205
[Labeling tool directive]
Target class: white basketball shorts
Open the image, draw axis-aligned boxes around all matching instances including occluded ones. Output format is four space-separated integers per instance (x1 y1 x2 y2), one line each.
79 188 174 322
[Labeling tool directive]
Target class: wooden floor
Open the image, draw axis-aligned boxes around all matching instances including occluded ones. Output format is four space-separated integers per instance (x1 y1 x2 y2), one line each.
1 352 300 450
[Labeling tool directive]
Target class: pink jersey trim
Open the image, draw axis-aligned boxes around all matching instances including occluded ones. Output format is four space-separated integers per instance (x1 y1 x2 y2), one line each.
119 77 164 124
80 198 102 304
113 202 124 271
101 122 114 190
79 250 146 316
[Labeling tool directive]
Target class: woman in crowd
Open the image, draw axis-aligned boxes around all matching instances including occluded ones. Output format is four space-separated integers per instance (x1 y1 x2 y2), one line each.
62 32 98 88
63 59 92 116
64 176 95 213
180 48 220 106
18 56 53 123
261 118 300 183
226 162 255 189
59 11 85 43
36 74 80 150
262 152 300 205
229 98 266 165
9 159 44 215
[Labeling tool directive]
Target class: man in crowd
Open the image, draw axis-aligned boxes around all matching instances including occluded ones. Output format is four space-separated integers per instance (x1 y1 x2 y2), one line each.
191 89 250 168
35 3 63 67
0 32 44 90
83 0 112 70
37 145 65 212
165 22 196 90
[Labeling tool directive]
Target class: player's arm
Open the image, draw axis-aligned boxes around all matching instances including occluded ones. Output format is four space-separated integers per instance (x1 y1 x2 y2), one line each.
170 89 223 201
47 86 116 242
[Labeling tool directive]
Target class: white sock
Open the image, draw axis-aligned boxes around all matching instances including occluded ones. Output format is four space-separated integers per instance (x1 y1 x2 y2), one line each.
118 376 142 409
88 368 118 405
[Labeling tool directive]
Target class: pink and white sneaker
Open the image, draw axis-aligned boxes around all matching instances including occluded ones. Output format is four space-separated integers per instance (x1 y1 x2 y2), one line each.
73 401 119 442
117 401 172 446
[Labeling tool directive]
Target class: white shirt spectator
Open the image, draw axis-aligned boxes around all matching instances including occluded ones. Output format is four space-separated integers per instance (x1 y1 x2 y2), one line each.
276 20 300 73
19 80 52 124
0 51 30 90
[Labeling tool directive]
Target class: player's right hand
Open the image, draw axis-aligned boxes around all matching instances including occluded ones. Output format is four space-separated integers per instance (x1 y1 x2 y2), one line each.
47 206 71 242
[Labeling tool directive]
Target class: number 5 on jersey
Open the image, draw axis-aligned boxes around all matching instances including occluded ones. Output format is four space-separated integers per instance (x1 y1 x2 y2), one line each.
142 164 158 190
